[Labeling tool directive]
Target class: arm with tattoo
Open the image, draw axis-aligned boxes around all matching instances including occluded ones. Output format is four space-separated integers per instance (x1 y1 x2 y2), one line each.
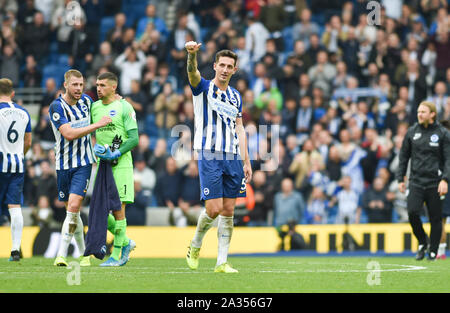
185 41 202 88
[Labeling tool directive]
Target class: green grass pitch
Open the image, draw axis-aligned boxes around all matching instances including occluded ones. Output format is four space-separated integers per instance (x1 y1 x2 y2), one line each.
1 256 449 293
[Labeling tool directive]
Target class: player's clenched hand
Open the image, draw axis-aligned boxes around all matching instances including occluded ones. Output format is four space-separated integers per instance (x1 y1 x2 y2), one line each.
97 116 112 127
244 162 252 183
93 143 121 161
185 41 202 54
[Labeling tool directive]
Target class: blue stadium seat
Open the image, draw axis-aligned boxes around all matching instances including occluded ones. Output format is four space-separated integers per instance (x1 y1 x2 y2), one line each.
282 26 294 53
99 16 116 42
122 0 148 28
144 114 159 138
42 64 71 88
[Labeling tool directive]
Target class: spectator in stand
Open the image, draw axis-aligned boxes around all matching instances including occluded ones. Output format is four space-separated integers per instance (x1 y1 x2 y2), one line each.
154 157 182 222
114 42 147 95
245 11 270 63
429 11 450 82
259 0 286 51
289 138 324 195
31 195 54 228
17 0 38 28
177 161 202 226
398 58 428 124
148 138 169 177
329 175 361 224
305 186 328 224
140 29 168 64
132 133 152 166
34 106 55 151
274 178 305 226
106 12 127 53
126 176 151 226
427 81 449 121
51 0 86 54
89 41 117 78
20 55 42 88
136 3 168 41
20 11 50 66
246 170 271 226
292 8 320 49
125 79 149 133
307 50 336 97
40 78 58 114
35 159 58 205
154 82 180 140
0 24 22 86
67 18 96 73
167 11 194 88
362 176 393 223
254 76 283 111
133 154 156 198
149 62 178 101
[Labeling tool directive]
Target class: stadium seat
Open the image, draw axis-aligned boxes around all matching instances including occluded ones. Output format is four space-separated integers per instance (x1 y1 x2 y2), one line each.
144 114 159 138
99 16 116 42
41 64 71 88
282 26 294 53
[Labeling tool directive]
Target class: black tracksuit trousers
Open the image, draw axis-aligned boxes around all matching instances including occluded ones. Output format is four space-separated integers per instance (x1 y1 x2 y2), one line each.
407 185 443 254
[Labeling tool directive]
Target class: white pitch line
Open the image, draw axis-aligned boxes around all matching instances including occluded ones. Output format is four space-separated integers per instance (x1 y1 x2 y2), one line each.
259 264 427 273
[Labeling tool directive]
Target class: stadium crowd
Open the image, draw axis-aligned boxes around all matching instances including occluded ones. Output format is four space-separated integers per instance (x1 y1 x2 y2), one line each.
1 0 449 227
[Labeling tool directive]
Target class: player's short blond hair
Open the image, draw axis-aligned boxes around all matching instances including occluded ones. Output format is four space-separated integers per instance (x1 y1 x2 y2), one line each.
64 69 83 83
419 101 437 114
0 78 13 96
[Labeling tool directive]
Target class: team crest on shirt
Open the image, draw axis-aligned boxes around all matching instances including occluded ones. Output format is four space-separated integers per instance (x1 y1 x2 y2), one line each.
203 188 210 196
59 191 65 199
109 110 116 117
229 95 237 106
80 103 88 113
430 134 439 146
430 134 439 142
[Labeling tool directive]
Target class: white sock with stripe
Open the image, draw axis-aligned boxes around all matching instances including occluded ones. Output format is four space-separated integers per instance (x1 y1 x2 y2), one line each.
216 215 234 266
73 213 85 255
8 207 23 252
438 243 446 256
57 211 78 258
191 210 215 248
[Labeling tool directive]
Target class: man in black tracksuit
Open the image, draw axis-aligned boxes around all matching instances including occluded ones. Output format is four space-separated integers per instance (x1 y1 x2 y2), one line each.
397 101 450 260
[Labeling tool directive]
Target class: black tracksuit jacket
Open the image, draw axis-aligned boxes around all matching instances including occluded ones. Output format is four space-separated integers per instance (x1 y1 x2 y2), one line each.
396 121 450 188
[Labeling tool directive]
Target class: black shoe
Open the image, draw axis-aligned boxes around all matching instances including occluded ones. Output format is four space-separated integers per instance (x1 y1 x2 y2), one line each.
427 251 437 261
8 250 20 262
415 244 428 261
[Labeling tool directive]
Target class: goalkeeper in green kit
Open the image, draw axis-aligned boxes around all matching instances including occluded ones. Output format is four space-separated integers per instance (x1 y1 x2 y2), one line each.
91 72 139 266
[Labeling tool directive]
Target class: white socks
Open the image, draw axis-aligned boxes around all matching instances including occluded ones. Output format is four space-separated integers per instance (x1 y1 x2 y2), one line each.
74 213 85 255
58 211 84 257
192 211 235 266
191 210 215 248
438 243 447 256
9 207 23 252
216 215 234 266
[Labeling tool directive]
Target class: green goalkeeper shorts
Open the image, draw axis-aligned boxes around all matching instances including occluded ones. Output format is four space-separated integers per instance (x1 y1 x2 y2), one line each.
111 166 134 204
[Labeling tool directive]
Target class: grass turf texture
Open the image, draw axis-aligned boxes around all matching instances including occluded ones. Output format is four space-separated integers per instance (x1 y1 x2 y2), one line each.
1 256 449 293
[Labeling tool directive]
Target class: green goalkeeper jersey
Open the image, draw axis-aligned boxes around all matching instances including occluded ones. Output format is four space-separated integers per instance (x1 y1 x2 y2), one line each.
91 99 138 169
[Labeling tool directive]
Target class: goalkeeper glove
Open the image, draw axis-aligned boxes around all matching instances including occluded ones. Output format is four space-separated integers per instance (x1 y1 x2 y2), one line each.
94 144 121 161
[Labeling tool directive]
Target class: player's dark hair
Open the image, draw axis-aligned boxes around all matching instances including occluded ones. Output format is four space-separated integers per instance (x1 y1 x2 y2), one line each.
97 72 118 83
215 49 238 66
0 78 13 96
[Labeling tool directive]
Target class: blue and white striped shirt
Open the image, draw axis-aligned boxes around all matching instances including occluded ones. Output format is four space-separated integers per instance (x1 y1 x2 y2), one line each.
49 94 95 170
0 102 31 173
190 78 243 154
